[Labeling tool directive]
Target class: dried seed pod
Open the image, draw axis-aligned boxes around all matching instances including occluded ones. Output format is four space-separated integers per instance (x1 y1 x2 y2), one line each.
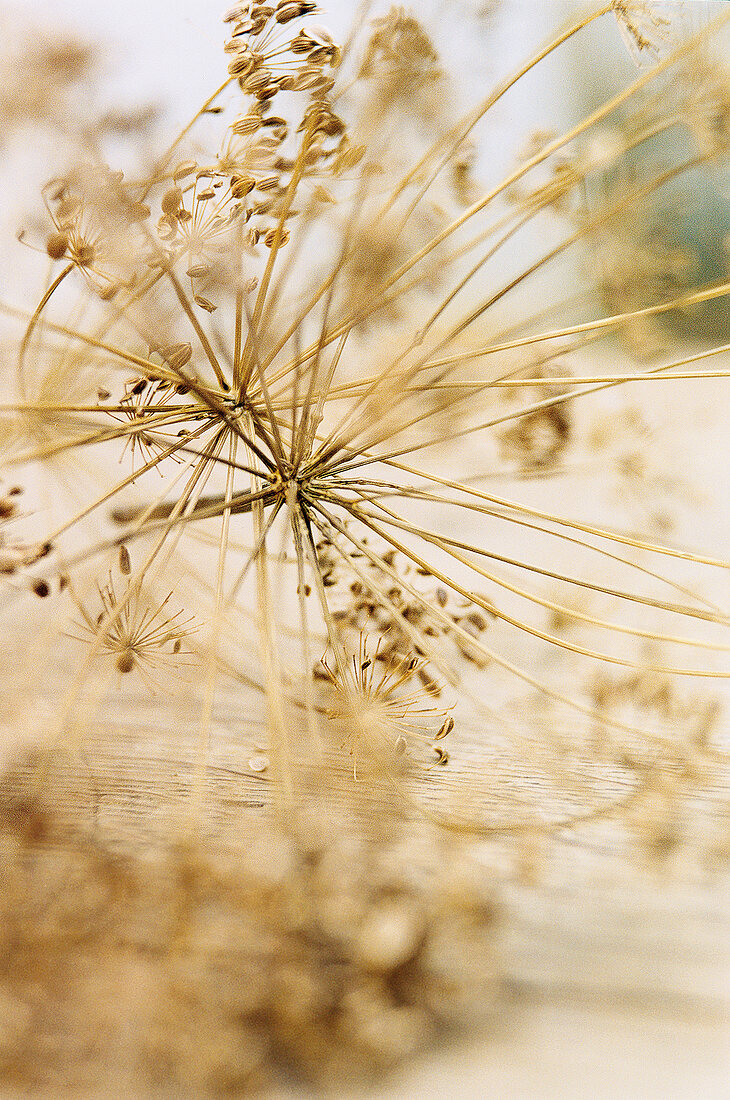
466 611 488 632
230 174 256 199
223 4 247 23
72 242 95 268
232 113 262 136
193 294 216 313
455 636 489 669
157 214 178 241
262 114 286 130
119 545 131 575
303 141 324 167
335 143 366 171
276 1 316 24
244 68 273 95
56 195 81 226
435 717 454 741
161 186 183 215
46 231 68 260
99 281 121 301
173 159 197 181
256 84 279 102
228 53 256 79
116 649 135 674
46 178 66 203
291 67 331 92
160 343 193 369
127 201 151 222
312 184 335 204
264 226 290 247
0 554 17 575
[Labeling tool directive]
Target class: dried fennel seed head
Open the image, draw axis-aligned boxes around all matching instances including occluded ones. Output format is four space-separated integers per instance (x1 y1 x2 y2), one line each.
316 633 456 778
3 2 730 852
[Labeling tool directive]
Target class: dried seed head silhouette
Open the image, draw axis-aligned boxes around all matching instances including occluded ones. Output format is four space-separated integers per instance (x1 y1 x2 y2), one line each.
2 0 729 838
1 3 730 1093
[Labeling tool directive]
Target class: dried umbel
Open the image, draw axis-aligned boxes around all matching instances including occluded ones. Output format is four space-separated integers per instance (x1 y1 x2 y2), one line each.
2 2 730 844
66 549 195 685
41 166 153 294
496 363 573 470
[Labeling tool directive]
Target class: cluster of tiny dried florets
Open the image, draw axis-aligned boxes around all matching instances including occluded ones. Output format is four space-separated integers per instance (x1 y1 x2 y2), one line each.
110 368 195 469
147 0 357 306
336 8 476 313
0 483 52 598
595 208 695 357
66 546 195 683
357 7 442 124
679 51 730 160
588 663 728 867
506 128 609 219
610 1 671 64
36 2 358 318
0 748 498 1094
505 12 730 358
315 534 494 697
505 120 696 357
224 2 339 92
